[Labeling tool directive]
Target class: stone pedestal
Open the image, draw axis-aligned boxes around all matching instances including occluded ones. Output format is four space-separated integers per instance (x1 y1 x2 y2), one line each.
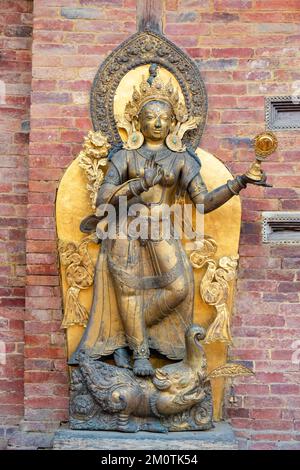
53 422 238 450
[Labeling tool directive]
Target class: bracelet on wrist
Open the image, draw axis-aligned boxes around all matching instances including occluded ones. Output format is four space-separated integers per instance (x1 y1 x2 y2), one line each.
129 180 141 197
140 179 149 192
227 177 246 195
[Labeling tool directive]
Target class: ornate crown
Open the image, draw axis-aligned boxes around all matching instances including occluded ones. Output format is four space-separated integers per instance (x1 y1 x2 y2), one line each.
124 71 188 124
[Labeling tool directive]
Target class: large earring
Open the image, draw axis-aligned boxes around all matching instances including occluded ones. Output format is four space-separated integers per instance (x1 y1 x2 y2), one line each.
166 123 185 152
124 121 144 150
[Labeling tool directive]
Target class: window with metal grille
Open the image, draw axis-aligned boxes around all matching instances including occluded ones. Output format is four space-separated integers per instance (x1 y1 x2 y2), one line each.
262 212 300 244
266 96 300 130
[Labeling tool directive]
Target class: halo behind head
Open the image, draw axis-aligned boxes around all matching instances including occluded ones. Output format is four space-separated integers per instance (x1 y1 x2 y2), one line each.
91 30 207 148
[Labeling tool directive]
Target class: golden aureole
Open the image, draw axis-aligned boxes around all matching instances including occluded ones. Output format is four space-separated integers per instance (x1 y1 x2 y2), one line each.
56 32 270 432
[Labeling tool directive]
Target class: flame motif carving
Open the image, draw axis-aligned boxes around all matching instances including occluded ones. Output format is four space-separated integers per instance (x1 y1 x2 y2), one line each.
207 363 254 379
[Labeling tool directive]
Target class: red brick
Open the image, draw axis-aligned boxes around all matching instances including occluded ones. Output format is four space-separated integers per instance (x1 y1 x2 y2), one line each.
181 48 210 59
256 0 300 9
75 117 92 130
26 265 58 276
34 19 73 32
58 80 91 92
26 229 56 240
214 0 252 8
250 409 282 420
28 192 56 204
206 83 247 95
227 408 249 418
28 168 63 181
24 396 69 409
61 130 85 143
278 282 300 293
30 117 75 129
237 280 277 292
212 47 254 58
279 304 300 315
24 369 67 384
24 383 67 397
241 315 285 327
0 404 24 416
166 23 210 35
249 443 277 450
235 384 270 395
28 181 58 193
0 36 28 419
26 241 57 253
27 205 54 217
27 276 59 286
25 321 61 335
25 346 65 359
30 143 72 156
26 286 56 297
26 297 61 310
251 420 293 431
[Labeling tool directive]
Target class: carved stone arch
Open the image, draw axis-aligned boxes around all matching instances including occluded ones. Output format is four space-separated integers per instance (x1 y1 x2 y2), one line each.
90 30 207 149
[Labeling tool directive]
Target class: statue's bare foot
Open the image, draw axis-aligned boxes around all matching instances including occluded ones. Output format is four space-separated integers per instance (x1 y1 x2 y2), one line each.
144 422 168 433
114 348 131 369
133 357 154 376
118 421 139 433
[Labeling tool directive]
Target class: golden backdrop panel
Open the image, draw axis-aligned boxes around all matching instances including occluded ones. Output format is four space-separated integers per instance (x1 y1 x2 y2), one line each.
195 148 241 420
56 146 241 421
56 159 100 359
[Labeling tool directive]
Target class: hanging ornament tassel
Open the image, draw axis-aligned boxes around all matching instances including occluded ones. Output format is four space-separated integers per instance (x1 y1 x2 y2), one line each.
229 379 238 406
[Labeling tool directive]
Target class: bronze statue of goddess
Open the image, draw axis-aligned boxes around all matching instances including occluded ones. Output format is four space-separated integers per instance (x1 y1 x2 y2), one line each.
70 68 267 377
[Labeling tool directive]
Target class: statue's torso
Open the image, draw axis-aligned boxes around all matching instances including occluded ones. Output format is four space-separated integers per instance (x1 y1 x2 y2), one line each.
127 148 185 208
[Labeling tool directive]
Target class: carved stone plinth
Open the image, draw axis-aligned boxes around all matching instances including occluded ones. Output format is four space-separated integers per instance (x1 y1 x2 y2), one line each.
53 422 238 450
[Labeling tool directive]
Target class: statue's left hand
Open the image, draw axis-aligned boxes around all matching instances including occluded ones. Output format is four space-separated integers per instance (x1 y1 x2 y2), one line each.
240 171 272 188
143 159 163 188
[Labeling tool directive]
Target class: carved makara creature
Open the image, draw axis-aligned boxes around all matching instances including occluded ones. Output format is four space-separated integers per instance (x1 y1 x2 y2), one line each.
152 325 208 417
70 325 213 432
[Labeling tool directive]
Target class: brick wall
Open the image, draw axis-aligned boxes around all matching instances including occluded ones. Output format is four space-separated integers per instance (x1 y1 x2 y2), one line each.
24 0 137 434
0 0 32 442
2 0 300 449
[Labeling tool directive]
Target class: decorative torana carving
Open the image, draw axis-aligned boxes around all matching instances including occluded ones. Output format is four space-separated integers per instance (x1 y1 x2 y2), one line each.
190 237 238 345
59 234 97 328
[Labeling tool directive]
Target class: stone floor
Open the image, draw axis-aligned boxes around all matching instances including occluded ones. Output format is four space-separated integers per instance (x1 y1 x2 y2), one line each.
53 422 238 450
5 432 54 450
2 422 238 450
0 438 8 450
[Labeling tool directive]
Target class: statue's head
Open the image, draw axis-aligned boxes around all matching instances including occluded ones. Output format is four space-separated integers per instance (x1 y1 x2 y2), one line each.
136 99 175 144
123 67 190 150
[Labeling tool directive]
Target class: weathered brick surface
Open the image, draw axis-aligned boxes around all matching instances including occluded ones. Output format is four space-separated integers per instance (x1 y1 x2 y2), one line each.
1 0 299 449
0 0 32 440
